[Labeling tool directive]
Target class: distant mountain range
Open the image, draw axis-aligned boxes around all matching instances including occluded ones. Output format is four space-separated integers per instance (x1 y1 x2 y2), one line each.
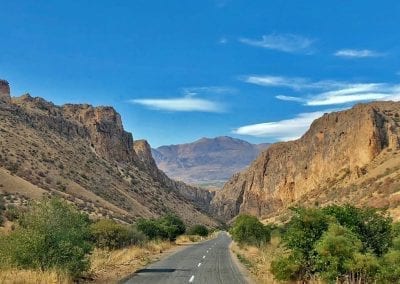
152 136 270 188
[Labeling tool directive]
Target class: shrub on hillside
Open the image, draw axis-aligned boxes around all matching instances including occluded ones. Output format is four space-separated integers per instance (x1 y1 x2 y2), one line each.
90 219 146 249
230 214 271 247
0 195 4 226
187 224 209 237
0 198 92 277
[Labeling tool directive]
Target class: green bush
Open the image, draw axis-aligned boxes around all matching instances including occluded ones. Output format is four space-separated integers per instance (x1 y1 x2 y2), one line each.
137 214 186 241
0 198 92 277
322 205 392 256
270 255 301 281
378 250 400 283
90 219 146 249
230 214 271 247
270 205 398 283
187 224 209 237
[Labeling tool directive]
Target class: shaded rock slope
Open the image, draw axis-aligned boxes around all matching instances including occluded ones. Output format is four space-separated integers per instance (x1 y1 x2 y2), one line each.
0 80 216 226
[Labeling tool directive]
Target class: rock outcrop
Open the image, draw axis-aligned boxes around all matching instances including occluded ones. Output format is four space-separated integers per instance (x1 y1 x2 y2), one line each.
211 102 400 221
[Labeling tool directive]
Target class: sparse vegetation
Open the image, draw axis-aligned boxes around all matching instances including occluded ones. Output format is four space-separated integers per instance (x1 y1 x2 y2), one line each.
0 197 199 282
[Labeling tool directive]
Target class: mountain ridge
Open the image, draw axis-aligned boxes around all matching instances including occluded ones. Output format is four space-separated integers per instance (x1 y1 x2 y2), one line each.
152 136 269 187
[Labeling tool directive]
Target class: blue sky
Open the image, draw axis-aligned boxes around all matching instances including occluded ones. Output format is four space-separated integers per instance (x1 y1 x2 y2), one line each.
1 1 400 147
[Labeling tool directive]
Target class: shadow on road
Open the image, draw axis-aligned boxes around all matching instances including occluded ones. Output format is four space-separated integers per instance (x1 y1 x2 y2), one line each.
135 268 190 273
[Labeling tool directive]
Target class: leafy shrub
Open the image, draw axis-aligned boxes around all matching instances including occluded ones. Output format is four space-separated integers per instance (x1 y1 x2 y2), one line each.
136 219 164 240
322 205 392 256
90 219 146 249
270 205 398 283
187 224 209 237
4 205 19 221
137 214 186 241
230 214 271 247
0 198 92 277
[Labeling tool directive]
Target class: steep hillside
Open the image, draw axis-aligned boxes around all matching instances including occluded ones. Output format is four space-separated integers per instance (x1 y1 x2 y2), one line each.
0 80 216 226
152 136 269 187
211 102 400 222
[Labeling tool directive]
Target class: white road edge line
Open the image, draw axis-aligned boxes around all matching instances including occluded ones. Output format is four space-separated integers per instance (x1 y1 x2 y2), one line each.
189 275 195 282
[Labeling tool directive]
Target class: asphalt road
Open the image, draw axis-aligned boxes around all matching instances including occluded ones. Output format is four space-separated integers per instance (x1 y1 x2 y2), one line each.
123 231 249 284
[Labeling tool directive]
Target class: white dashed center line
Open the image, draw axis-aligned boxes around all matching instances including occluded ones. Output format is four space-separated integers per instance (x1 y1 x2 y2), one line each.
189 275 195 282
198 262 202 267
202 255 206 259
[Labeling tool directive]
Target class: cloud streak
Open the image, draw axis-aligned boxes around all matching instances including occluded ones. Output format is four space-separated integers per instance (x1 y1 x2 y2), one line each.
243 75 400 106
239 34 314 53
334 49 384 58
131 94 223 113
233 111 329 141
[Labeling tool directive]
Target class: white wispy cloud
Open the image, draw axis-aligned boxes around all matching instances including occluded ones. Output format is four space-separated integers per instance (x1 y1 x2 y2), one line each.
243 75 345 90
239 34 314 53
244 74 400 106
233 111 329 141
334 49 384 58
131 94 223 113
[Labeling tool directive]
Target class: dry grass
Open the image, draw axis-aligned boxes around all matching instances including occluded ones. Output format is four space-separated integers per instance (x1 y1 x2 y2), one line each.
0 241 175 284
0 269 71 284
88 240 174 283
231 235 288 284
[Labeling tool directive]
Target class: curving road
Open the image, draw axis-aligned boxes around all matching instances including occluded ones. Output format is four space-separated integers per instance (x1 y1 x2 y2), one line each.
123 231 249 284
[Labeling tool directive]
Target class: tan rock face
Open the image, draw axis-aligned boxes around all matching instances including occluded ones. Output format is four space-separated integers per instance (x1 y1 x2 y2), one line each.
0 80 11 103
62 104 139 164
211 102 400 221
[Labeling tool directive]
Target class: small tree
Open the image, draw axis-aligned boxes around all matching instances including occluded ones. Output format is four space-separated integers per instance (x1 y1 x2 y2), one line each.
188 224 209 237
315 223 362 282
158 214 186 241
230 214 271 247
136 214 186 241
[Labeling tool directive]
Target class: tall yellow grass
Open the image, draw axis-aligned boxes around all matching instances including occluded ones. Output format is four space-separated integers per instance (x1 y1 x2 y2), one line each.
231 235 287 284
0 269 71 284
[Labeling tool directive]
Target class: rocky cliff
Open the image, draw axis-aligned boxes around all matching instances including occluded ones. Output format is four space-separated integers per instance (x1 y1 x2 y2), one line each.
0 81 217 226
211 102 400 221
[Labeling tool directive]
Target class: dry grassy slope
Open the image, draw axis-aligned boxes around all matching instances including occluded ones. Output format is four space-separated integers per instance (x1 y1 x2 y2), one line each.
211 101 400 222
0 83 217 226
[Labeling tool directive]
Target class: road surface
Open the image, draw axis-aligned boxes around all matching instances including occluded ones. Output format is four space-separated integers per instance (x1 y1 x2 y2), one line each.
123 231 249 284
